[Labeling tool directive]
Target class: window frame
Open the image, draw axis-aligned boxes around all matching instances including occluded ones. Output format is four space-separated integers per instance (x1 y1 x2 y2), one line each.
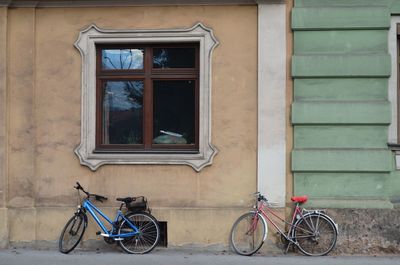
389 19 400 144
95 43 200 152
74 23 218 171
387 18 400 169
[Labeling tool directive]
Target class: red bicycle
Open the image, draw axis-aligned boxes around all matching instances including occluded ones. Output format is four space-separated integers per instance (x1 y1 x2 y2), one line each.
230 192 338 256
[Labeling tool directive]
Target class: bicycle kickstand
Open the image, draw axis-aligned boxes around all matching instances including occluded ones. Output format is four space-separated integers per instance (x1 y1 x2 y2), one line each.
284 242 292 254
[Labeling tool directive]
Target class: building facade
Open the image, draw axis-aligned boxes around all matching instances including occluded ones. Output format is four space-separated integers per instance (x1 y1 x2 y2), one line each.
291 0 400 252
0 0 400 253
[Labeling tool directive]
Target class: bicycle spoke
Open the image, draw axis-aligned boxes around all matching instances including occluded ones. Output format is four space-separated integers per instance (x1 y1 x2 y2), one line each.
139 221 154 231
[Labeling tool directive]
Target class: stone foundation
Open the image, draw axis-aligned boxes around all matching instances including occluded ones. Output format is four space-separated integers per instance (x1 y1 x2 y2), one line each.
327 208 400 254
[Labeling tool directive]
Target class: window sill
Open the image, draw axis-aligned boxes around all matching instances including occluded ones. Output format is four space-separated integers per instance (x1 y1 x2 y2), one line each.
75 143 217 172
92 149 200 154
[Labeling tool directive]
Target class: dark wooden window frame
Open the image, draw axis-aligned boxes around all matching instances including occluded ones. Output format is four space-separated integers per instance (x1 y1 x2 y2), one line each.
95 43 200 153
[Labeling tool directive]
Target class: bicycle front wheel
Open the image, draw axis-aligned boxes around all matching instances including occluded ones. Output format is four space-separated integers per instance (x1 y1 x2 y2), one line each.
294 213 337 256
59 212 87 254
118 212 160 254
230 212 266 256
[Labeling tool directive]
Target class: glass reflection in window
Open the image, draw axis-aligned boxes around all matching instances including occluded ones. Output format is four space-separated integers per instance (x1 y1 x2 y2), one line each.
153 48 195 69
102 81 144 144
102 49 144 70
153 80 195 145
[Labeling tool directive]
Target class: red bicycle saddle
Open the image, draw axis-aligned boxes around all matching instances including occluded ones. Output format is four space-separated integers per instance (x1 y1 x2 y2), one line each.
291 195 308 203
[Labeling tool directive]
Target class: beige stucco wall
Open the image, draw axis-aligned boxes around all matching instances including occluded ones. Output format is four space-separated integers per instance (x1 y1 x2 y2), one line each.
2 5 259 247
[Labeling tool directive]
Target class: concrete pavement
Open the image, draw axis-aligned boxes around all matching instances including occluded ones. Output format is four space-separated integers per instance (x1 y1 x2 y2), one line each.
0 248 399 265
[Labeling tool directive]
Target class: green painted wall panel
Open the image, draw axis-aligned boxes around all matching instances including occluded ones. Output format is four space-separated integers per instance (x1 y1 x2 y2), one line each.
292 0 397 209
388 170 400 197
294 30 387 54
294 78 388 101
294 173 389 197
292 149 392 172
300 198 394 209
292 54 391 77
295 0 392 7
292 7 390 30
391 1 400 14
292 101 391 124
294 126 388 148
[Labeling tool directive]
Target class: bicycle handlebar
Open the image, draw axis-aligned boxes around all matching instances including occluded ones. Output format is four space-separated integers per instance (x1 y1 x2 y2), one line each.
93 194 108 203
252 192 268 202
74 182 108 203
74 182 87 194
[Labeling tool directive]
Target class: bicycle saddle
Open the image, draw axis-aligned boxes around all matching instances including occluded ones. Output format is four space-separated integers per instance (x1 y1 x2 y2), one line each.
291 195 308 203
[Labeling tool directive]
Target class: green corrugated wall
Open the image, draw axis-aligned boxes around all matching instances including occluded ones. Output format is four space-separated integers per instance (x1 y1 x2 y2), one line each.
291 0 400 208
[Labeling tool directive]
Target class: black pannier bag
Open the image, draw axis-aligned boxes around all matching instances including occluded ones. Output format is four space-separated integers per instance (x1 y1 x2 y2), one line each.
126 196 150 213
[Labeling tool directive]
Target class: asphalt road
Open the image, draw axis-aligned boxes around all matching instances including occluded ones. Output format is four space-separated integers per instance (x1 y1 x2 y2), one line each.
1 248 400 265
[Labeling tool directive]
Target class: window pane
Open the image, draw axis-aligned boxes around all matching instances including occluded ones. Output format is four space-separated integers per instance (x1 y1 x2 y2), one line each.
153 48 195 68
153 80 195 145
102 49 144 70
102 81 143 144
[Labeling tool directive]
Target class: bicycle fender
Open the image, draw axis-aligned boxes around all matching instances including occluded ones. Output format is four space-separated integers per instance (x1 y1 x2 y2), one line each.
293 212 338 236
248 211 268 241
75 210 88 229
308 212 338 235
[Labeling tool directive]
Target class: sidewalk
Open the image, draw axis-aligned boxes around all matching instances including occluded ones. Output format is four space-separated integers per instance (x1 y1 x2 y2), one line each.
0 248 399 265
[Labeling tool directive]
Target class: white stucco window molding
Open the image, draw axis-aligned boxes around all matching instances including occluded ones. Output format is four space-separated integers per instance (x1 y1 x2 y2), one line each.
74 23 218 172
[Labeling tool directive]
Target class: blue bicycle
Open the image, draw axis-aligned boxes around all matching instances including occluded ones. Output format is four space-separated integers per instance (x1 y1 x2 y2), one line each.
59 182 160 254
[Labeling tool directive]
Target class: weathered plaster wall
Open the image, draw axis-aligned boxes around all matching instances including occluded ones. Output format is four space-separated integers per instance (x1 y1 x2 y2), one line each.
0 7 8 248
7 7 38 247
285 0 294 210
4 5 258 246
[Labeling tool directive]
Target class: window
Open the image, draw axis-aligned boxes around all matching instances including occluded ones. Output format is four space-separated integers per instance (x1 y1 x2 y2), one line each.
96 44 199 152
74 23 218 171
388 18 400 168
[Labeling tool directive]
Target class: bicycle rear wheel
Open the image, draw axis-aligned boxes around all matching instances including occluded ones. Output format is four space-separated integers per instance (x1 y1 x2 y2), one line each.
59 212 87 254
294 213 337 256
118 212 160 254
230 212 266 256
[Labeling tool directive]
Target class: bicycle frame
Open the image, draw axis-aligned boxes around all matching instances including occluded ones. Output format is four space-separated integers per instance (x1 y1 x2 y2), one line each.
82 199 139 238
256 200 304 244
230 194 338 256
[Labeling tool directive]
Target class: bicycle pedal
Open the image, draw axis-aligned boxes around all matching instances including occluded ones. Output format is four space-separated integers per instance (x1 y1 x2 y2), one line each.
96 231 101 235
100 233 110 237
113 238 123 241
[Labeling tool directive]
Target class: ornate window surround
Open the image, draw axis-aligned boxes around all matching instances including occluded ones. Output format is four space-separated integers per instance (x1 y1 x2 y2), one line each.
74 23 218 171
